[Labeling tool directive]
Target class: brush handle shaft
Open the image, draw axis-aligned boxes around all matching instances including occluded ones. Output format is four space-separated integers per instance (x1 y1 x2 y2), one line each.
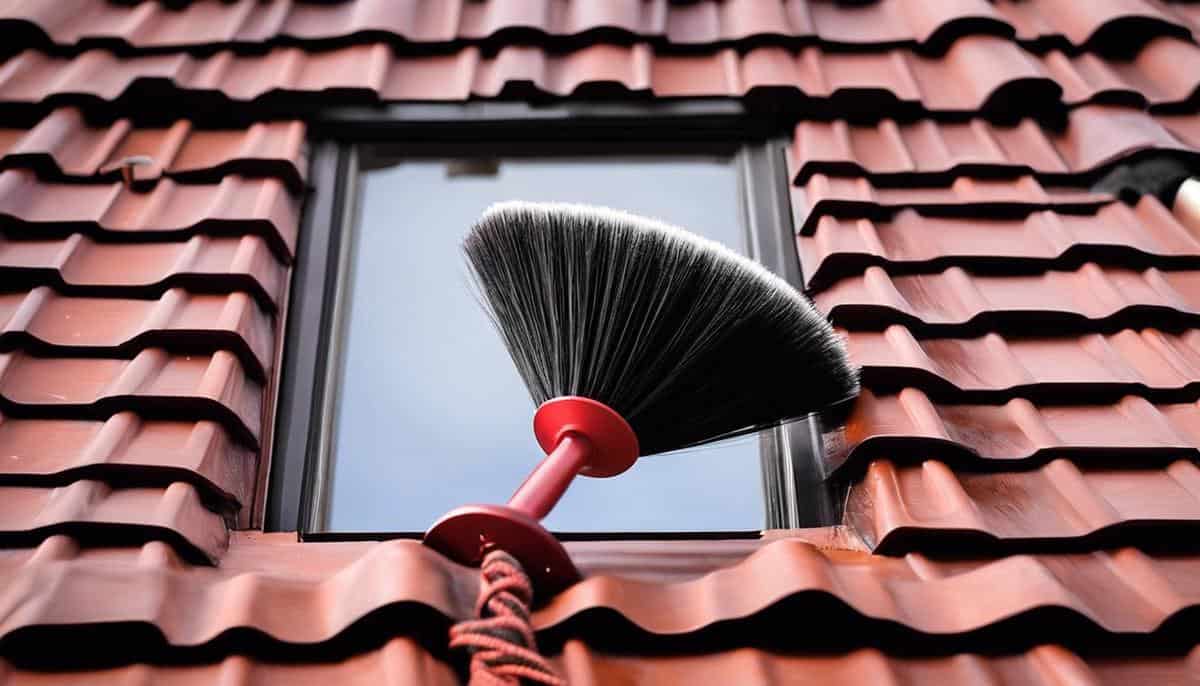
507 433 591 520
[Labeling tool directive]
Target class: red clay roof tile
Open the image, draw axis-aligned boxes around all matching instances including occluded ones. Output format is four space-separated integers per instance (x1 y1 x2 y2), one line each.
2 0 1198 678
830 388 1200 476
0 234 286 311
0 349 262 446
0 413 252 513
4 0 1194 54
791 107 1200 184
550 643 1200 685
993 0 1196 50
1041 36 1200 108
6 641 1200 685
798 201 1200 292
846 458 1200 554
0 109 306 188
844 325 1200 402
0 481 226 563
538 540 1200 652
817 263 1200 335
3 37 1198 114
0 110 288 566
0 536 472 663
790 175 1112 235
6 535 1200 662
0 638 458 685
0 171 298 262
7 640 1200 685
0 288 273 381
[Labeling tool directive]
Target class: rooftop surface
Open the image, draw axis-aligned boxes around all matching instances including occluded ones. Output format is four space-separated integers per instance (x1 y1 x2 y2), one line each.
1 0 1199 683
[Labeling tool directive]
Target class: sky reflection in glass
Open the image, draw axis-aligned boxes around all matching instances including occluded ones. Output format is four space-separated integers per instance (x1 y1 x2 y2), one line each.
327 154 767 532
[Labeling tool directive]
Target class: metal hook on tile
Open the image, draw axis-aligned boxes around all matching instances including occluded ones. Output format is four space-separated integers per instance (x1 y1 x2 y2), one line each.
115 155 154 188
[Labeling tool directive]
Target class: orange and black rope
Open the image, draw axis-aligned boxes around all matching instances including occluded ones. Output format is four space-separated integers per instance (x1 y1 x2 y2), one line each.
449 550 566 685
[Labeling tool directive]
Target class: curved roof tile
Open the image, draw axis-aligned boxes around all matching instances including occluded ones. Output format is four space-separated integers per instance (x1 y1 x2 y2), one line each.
0 481 226 564
0 413 253 513
0 349 262 446
1 38 1196 117
0 171 298 262
0 109 306 189
5 536 1200 662
847 458 1200 553
790 107 1200 185
817 263 1200 336
0 233 287 311
844 325 1200 403
798 201 1200 293
0 0 1192 54
0 288 274 381
830 388 1200 476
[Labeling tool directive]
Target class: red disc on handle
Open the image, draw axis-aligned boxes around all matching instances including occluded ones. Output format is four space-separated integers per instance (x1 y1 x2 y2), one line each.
425 504 579 598
533 396 639 477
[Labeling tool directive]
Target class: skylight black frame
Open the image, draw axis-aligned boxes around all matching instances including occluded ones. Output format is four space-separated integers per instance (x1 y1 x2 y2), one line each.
265 100 842 536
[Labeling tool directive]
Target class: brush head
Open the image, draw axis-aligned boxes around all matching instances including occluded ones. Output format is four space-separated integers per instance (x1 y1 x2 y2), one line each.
464 201 859 457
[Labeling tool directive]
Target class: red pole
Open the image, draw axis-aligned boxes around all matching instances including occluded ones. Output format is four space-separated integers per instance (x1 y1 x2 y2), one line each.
424 397 637 595
505 433 591 520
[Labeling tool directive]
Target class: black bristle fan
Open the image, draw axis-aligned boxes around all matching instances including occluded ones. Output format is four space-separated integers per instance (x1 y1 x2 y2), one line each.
425 201 860 594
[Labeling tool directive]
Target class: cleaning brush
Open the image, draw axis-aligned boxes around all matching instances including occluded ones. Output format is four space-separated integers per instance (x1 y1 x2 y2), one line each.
426 201 859 594
466 201 859 453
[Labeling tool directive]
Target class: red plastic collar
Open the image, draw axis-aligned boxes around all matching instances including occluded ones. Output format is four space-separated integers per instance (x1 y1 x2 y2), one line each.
532 396 638 478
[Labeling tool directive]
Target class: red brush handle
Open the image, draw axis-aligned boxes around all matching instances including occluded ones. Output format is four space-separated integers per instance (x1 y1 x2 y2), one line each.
507 433 592 520
424 397 638 597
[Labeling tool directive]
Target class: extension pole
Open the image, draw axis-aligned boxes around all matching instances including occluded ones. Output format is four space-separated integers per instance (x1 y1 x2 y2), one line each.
507 433 592 520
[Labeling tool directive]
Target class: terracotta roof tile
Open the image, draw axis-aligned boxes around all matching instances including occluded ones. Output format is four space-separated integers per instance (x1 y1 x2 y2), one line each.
550 643 1200 685
0 172 298 262
769 0 1010 50
3 37 1198 115
0 349 262 446
0 233 287 311
2 0 1198 677
846 458 1200 554
0 481 226 564
790 175 1111 235
1041 36 1200 109
844 325 1200 403
0 72 288 579
542 541 1200 652
0 638 458 685
6 535 1200 663
0 288 273 381
798 201 1200 292
992 0 1196 51
0 536 472 664
0 109 306 188
817 263 1200 335
3 0 1194 54
0 413 252 513
830 388 1200 476
5 642 1199 686
791 107 1200 184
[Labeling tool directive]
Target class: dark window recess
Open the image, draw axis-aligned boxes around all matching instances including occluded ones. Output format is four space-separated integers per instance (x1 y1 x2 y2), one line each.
267 103 835 536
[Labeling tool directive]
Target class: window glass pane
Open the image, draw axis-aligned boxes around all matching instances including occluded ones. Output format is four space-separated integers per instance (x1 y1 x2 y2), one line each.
326 153 767 532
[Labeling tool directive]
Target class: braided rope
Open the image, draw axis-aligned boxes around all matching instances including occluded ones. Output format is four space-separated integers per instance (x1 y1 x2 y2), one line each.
449 550 566 686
